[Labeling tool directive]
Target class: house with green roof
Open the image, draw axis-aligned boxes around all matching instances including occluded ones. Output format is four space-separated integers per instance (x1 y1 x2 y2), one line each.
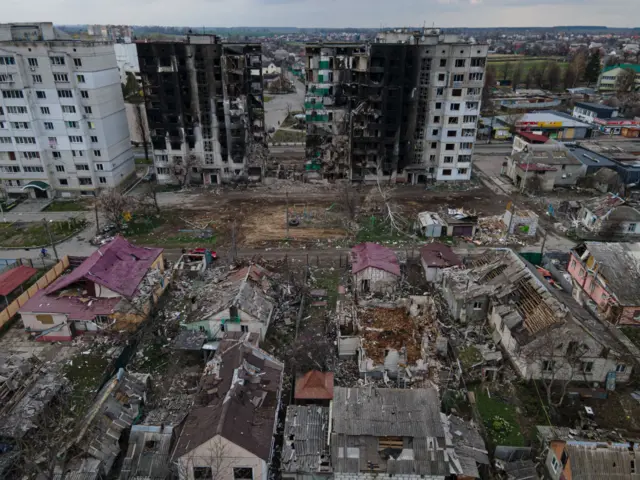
598 64 640 92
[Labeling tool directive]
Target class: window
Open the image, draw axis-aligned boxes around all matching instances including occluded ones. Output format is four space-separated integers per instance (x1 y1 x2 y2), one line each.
53 73 69 82
50 56 65 65
156 167 170 175
616 364 627 373
581 361 594 373
442 169 452 176
7 106 28 114
438 73 446 81
433 116 440 123
36 314 54 324
450 103 461 111
80 90 89 99
99 176 107 184
193 467 213 479
551 455 561 474
2 90 24 99
72 150 83 157
57 89 73 98
443 156 454 163
65 121 79 128
1 166 20 173
11 122 30 129
77 74 85 83
448 117 459 124
78 177 93 185
432 129 439 136
461 142 473 150
445 143 455 151
87 121 95 129
76 164 89 171
241 325 249 333
0 74 13 83
15 137 36 144
0 137 10 144
23 166 44 173
36 90 46 99
468 87 481 95
233 468 253 480
439 59 447 67
429 155 436 162
447 130 457 137
48 136 57 145
22 152 40 159
32 74 42 83
628 223 637 232
0 56 15 65
458 155 472 163
455 59 466 68
59 178 68 186
55 165 65 172
90 135 98 143
94 151 102 158
74 58 82 67
463 115 478 123
589 281 596 293
458 168 468 175
84 106 92 114
62 105 76 113
40 106 50 115
28 58 38 67
436 87 444 96
52 151 61 159
542 360 555 372
44 122 54 130
430 142 437 149
469 72 484 81
69 136 83 143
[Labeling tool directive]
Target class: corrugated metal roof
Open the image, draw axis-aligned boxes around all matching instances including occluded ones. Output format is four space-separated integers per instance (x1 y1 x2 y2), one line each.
566 442 640 479
282 405 331 473
351 243 400 276
0 265 37 296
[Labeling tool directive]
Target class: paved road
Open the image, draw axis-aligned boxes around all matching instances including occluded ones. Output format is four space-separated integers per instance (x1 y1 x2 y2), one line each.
264 75 305 132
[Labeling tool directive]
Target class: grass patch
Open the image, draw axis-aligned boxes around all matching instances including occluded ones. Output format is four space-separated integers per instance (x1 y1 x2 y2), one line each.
63 350 111 412
311 269 341 308
474 387 525 447
0 218 87 247
355 217 406 244
272 129 305 143
124 211 217 248
44 200 89 212
264 95 274 103
135 157 153 165
458 346 483 370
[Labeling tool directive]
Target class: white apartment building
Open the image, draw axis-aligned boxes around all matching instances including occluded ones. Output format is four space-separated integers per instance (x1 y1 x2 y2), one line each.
0 22 135 199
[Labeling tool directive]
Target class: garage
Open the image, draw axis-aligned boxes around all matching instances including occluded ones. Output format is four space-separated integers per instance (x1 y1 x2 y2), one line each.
452 225 474 237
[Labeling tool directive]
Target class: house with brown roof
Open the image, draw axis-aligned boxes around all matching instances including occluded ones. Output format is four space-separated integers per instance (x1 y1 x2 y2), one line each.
19 236 166 341
171 339 284 480
294 370 334 405
420 243 463 283
350 243 400 294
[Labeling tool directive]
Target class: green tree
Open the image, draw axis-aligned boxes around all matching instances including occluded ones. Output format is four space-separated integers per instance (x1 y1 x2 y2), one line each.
584 51 602 86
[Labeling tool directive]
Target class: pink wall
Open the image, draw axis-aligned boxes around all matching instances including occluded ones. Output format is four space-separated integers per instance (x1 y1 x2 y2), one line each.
568 253 610 309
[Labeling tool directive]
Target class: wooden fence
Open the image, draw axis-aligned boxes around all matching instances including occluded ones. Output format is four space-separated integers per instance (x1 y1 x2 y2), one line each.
0 256 70 331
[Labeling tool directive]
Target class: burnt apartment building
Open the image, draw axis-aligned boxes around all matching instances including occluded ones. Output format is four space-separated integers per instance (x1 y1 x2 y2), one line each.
136 35 265 185
305 29 488 183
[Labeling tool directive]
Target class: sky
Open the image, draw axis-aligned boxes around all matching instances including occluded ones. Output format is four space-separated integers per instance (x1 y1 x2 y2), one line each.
5 0 639 29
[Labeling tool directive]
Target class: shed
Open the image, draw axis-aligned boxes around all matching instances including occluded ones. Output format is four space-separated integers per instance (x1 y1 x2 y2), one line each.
351 243 400 294
442 209 478 237
0 265 37 304
420 243 463 283
416 211 445 238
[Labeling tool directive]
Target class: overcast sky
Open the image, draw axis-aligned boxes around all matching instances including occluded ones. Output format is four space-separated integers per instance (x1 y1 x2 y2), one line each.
6 0 639 29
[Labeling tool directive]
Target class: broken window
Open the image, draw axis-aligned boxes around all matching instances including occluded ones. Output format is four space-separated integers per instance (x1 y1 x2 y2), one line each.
442 169 452 176
36 314 54 325
473 301 482 310
438 73 445 81
234 468 253 480
616 364 627 373
439 59 447 67
542 360 555 372
194 467 213 479
455 59 466 68
581 361 594 373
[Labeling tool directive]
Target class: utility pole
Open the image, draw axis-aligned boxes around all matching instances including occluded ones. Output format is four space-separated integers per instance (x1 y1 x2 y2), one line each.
93 190 100 235
43 219 59 262
540 228 548 257
285 190 289 240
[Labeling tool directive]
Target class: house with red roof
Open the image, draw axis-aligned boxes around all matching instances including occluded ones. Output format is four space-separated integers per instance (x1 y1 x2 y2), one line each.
19 236 166 341
294 370 334 405
350 242 400 294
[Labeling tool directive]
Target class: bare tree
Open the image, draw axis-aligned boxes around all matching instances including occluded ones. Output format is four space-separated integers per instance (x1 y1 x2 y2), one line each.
616 67 638 94
482 65 497 109
563 66 578 90
172 155 199 188
570 50 588 86
500 62 513 82
511 62 524 91
98 188 136 230
546 62 562 91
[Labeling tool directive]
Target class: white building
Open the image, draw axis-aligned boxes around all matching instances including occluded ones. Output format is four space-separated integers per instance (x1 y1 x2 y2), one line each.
0 22 135 199
114 43 140 84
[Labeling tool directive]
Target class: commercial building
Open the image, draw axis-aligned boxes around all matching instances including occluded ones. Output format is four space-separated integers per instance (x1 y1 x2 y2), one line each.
597 63 640 92
0 22 136 198
137 35 266 185
499 111 593 140
304 29 488 183
572 101 619 124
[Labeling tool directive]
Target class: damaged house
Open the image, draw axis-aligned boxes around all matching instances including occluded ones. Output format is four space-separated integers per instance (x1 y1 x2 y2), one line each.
282 405 332 480
351 242 400 295
442 249 633 384
19 237 166 341
305 29 488 183
569 242 640 326
171 339 284 480
181 264 276 342
578 193 640 237
137 35 266 185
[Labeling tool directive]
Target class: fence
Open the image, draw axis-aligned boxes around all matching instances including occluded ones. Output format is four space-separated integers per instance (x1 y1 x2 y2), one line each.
0 255 70 332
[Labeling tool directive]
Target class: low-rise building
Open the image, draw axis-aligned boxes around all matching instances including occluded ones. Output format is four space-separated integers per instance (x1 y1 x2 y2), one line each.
502 111 594 140
511 131 550 155
182 264 276 342
592 117 640 136
598 64 640 92
442 208 478 237
572 101 619 124
569 242 640 326
577 193 640 237
420 243 463 283
415 211 446 238
172 339 284 480
442 249 633 384
350 242 400 295
19 236 166 341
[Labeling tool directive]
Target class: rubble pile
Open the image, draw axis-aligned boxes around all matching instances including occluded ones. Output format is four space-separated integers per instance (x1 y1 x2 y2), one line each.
473 215 531 246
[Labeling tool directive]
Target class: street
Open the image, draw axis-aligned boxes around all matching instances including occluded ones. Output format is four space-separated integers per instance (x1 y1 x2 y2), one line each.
264 75 305 132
